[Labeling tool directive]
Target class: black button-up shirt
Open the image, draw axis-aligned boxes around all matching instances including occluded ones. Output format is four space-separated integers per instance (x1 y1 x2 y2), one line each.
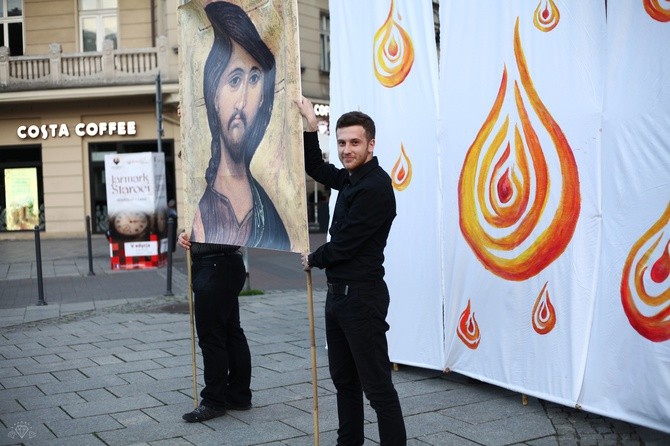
303 131 396 282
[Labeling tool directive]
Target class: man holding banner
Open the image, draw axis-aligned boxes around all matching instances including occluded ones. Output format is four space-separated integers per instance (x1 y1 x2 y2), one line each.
298 97 407 446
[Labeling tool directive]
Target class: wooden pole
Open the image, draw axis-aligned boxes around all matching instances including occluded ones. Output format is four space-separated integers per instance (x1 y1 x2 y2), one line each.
305 270 320 446
187 250 198 407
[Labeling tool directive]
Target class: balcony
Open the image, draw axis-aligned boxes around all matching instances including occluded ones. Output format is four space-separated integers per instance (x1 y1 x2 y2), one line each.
0 36 169 92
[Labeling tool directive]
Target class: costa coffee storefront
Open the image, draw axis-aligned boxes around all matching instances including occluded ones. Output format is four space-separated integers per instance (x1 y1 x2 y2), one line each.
0 88 181 239
0 94 332 240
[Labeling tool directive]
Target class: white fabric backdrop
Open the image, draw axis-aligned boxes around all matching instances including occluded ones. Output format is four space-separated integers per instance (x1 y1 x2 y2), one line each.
439 0 604 405
579 1 670 432
328 0 669 432
329 0 443 369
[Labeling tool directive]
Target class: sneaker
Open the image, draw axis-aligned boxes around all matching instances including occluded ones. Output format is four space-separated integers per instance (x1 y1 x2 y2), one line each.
182 404 226 423
225 401 252 411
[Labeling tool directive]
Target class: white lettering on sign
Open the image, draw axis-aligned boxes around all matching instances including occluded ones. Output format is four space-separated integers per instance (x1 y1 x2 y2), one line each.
313 103 330 117
17 121 137 140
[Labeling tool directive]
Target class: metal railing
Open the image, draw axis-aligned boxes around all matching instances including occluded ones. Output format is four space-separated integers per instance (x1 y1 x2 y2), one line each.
0 36 168 91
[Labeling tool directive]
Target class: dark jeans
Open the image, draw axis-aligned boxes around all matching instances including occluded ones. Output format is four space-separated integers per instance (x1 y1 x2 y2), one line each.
192 252 251 409
325 280 406 446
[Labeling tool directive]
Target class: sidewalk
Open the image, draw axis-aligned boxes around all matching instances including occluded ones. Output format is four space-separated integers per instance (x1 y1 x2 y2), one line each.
0 238 669 445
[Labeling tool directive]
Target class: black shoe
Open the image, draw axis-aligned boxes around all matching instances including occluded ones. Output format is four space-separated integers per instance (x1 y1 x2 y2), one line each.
225 401 252 411
182 404 226 423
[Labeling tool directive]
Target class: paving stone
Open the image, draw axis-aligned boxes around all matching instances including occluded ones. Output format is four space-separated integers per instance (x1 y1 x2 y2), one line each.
186 419 305 446
79 359 164 378
45 414 124 437
110 410 156 427
62 395 163 418
37 375 128 395
77 388 117 402
0 372 58 389
18 392 86 410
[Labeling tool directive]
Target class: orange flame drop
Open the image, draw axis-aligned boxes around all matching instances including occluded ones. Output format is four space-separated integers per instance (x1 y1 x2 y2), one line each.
532 282 556 334
533 0 560 32
457 299 481 349
644 0 670 22
391 143 412 191
458 18 581 281
621 203 670 342
373 0 415 88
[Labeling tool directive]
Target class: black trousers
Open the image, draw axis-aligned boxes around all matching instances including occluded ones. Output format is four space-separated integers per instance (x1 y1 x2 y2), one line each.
191 252 251 409
325 280 406 446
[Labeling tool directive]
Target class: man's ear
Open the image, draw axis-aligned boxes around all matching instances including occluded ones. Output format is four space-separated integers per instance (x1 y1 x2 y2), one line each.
368 138 375 154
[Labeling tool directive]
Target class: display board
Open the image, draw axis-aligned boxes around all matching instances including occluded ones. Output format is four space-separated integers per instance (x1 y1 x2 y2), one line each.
104 152 168 269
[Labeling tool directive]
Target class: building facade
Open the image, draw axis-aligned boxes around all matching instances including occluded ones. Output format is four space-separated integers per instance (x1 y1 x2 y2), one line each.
0 0 331 238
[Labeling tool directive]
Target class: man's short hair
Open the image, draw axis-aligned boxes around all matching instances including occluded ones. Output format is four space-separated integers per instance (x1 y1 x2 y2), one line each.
202 1 276 181
336 111 376 142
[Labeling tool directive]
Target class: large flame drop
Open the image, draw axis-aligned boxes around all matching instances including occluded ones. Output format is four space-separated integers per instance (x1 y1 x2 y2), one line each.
458 19 581 281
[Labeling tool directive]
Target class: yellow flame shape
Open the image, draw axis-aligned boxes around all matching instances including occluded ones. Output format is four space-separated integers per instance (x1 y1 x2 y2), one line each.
391 143 412 191
533 0 560 32
373 0 415 88
458 19 581 281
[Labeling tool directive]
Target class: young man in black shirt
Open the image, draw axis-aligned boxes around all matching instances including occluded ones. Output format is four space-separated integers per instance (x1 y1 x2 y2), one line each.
297 97 406 446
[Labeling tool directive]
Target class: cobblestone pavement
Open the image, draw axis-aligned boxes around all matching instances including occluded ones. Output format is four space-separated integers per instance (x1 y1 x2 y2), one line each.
0 237 669 445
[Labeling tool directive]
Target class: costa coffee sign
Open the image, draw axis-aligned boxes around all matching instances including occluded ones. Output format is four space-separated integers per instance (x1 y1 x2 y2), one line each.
17 121 137 139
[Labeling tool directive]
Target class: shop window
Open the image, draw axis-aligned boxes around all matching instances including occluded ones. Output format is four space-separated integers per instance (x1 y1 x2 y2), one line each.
0 0 24 56
320 12 330 73
79 0 118 52
0 145 44 232
89 140 175 234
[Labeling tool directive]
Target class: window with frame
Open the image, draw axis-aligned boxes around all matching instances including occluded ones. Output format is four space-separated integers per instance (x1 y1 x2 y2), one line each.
320 12 330 73
0 0 23 56
79 0 118 52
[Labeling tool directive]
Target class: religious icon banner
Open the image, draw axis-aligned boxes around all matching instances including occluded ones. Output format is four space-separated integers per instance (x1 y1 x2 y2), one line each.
178 0 307 253
329 0 443 369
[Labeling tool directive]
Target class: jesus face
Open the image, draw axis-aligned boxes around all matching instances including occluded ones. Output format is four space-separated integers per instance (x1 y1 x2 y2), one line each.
215 40 265 163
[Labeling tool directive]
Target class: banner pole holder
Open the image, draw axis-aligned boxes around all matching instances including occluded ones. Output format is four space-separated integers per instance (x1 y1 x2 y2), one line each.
305 270 320 446
187 250 198 407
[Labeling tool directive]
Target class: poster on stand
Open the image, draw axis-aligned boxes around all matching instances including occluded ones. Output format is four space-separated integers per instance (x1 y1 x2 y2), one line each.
4 167 40 231
104 152 168 269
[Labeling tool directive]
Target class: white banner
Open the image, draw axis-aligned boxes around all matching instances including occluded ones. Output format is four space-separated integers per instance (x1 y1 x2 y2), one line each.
330 0 443 368
330 0 669 432
439 0 605 408
579 0 670 432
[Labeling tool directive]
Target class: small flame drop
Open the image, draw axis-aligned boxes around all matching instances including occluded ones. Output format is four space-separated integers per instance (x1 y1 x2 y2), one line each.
533 0 560 32
532 282 556 335
457 299 481 349
391 143 413 191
